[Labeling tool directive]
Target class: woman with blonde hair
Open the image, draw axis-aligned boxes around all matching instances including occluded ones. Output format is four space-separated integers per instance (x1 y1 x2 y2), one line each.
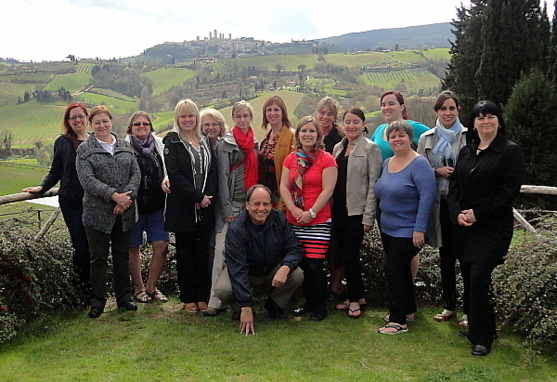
258 95 295 211
164 99 217 312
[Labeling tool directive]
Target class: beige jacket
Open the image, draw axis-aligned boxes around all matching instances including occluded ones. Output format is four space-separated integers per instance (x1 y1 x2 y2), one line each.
417 126 467 247
332 134 382 227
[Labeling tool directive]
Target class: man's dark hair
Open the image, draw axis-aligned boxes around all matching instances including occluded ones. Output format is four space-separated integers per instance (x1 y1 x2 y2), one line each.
246 184 272 202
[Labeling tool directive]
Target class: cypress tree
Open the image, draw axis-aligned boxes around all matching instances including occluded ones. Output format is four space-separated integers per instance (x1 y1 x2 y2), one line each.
505 68 557 208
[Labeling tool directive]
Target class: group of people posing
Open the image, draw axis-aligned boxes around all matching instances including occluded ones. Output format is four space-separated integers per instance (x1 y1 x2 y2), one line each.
24 89 524 357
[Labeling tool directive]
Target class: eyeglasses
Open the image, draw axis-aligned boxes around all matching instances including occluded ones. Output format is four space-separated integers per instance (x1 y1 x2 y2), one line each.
132 122 152 127
69 114 87 121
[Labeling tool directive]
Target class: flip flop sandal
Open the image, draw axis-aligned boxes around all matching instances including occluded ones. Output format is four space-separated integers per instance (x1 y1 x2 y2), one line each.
150 290 168 303
434 311 456 322
378 324 408 335
348 308 361 319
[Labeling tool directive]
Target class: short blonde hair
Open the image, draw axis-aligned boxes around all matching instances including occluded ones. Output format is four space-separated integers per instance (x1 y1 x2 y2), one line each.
232 100 254 118
200 108 228 138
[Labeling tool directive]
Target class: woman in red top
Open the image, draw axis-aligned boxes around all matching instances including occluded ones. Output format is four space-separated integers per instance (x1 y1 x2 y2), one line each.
280 116 338 321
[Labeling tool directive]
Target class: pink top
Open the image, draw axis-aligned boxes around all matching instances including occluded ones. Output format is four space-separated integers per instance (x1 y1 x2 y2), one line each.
283 150 337 225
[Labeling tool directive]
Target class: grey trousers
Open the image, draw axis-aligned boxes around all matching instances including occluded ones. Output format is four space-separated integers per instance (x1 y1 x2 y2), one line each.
215 263 303 312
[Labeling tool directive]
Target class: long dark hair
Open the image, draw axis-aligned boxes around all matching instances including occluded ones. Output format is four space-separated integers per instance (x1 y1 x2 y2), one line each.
467 100 504 145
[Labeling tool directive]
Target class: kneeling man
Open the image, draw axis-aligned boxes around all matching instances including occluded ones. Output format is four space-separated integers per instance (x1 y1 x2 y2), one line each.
215 184 303 335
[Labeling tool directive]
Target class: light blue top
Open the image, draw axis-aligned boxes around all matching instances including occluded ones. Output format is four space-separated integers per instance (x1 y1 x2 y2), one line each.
371 120 430 161
375 155 436 238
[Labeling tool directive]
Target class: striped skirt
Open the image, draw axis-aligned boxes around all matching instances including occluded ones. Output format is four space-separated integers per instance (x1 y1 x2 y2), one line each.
291 222 332 259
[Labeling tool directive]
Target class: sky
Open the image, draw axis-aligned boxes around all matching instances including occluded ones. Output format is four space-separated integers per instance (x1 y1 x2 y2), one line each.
2 0 530 62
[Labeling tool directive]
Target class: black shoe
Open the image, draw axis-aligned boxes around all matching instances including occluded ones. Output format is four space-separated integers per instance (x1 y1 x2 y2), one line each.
264 297 287 320
471 344 491 356
310 311 327 322
88 306 103 319
119 301 138 311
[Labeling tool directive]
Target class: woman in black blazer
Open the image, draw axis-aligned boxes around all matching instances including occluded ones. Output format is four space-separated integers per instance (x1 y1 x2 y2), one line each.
447 100 524 356
164 99 217 313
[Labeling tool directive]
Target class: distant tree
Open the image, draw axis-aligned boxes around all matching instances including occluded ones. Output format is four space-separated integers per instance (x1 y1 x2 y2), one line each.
505 68 557 209
475 0 548 106
275 63 284 75
23 91 30 102
548 1 557 84
394 44 399 51
444 0 549 115
2 131 12 150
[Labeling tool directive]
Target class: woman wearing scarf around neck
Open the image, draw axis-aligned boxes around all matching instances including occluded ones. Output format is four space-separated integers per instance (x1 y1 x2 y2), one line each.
164 99 217 313
417 91 467 325
258 95 295 211
207 100 258 316
125 112 169 304
280 116 338 322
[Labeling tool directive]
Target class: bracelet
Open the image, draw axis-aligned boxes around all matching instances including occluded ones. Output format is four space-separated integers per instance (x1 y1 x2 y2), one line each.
308 208 316 218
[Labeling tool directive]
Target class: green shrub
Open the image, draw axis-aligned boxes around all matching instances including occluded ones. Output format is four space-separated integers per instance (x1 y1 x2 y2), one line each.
0 219 83 342
360 226 449 307
493 231 557 352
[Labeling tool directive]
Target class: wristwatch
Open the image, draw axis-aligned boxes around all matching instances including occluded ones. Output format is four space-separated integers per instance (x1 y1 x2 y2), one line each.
308 208 316 218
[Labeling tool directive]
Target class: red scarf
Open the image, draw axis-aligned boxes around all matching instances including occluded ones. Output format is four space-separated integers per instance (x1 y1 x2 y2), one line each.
231 126 258 191
292 148 317 209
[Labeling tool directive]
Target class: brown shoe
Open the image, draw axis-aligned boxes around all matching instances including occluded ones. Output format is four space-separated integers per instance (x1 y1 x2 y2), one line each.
182 303 199 312
197 302 208 312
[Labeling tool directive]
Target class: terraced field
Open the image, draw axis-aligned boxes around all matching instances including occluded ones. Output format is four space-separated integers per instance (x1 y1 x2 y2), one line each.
43 72 90 93
141 67 196 95
359 68 441 94
0 101 66 147
73 92 136 114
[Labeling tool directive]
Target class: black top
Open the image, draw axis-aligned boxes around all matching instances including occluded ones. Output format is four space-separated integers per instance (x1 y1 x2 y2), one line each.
40 134 85 198
323 127 342 154
447 132 524 264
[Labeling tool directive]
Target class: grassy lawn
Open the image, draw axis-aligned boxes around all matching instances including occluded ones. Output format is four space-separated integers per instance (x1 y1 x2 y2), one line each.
0 301 555 381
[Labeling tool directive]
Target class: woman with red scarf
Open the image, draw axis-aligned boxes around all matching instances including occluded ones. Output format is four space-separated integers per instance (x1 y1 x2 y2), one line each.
205 100 259 317
280 116 338 321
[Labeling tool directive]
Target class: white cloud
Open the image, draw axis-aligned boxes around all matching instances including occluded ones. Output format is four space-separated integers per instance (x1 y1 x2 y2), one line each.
0 0 500 61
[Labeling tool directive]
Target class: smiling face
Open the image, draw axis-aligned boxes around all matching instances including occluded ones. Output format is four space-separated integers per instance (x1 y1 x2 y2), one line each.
381 94 405 123
316 106 335 132
436 98 459 129
265 102 283 129
68 107 88 135
474 113 499 137
298 122 318 150
387 129 411 154
233 106 252 130
130 116 152 140
201 115 222 140
178 111 197 133
343 112 364 141
246 187 272 225
90 112 113 141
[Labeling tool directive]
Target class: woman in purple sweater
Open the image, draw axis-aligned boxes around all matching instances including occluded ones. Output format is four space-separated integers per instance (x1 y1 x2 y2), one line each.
375 120 436 335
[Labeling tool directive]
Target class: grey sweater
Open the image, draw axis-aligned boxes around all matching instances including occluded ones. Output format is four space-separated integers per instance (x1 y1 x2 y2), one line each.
76 133 140 234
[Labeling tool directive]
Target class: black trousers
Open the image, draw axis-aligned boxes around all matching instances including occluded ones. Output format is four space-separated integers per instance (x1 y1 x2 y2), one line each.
174 223 213 303
438 198 464 312
461 261 498 347
59 195 91 296
300 258 328 314
381 233 420 325
85 217 132 309
332 209 365 302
